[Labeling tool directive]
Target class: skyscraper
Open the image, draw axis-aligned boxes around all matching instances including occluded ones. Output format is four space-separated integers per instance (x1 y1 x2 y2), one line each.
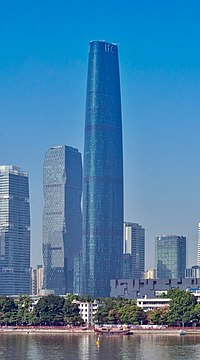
0 165 30 295
43 146 82 294
156 235 186 279
123 222 145 279
82 40 123 297
197 222 200 266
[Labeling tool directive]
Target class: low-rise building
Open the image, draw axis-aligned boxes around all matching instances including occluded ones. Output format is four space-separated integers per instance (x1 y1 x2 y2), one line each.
110 278 200 299
136 296 170 311
76 300 101 325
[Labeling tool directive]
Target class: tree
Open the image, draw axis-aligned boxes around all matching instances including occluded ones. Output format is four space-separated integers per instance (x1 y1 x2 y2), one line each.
63 299 83 325
147 307 168 325
118 304 146 325
167 289 197 326
0 296 17 325
34 295 64 325
16 295 31 325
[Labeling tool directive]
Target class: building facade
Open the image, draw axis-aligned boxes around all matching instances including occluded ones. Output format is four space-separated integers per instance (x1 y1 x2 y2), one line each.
43 146 82 294
110 278 200 299
0 165 30 295
82 40 124 297
143 269 157 279
197 222 200 266
77 300 102 325
123 222 145 279
156 235 186 279
185 265 200 278
31 265 44 295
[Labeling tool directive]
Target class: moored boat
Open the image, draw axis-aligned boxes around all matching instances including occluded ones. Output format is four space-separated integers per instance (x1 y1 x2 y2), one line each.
94 326 130 335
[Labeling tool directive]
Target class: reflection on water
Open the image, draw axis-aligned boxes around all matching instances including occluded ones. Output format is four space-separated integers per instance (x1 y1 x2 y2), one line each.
1 333 200 360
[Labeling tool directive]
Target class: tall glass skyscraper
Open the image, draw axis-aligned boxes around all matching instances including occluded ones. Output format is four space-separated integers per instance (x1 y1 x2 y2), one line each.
0 165 30 295
43 146 82 294
82 40 123 297
156 235 186 279
123 222 145 279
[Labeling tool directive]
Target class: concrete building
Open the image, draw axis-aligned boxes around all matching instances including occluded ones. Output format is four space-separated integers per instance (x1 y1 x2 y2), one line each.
185 265 200 278
31 268 37 295
136 296 171 311
110 278 200 299
31 265 44 295
77 300 102 325
143 269 157 279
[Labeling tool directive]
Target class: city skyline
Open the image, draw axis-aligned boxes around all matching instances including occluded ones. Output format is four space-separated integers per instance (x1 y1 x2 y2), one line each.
1 1 200 269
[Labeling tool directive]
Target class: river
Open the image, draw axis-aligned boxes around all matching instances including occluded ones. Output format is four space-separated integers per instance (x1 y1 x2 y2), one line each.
1 333 200 359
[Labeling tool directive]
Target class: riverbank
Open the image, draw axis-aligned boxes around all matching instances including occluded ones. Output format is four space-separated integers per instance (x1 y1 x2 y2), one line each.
0 326 200 335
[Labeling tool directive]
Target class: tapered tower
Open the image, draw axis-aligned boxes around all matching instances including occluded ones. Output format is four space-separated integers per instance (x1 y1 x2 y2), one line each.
82 41 123 297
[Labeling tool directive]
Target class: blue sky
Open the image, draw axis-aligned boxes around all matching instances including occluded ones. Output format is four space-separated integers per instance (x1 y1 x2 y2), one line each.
1 0 200 268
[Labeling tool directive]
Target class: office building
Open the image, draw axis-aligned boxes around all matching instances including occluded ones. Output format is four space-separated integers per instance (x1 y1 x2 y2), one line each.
156 235 186 279
123 222 145 278
31 268 37 295
185 265 200 278
31 265 44 295
43 146 82 294
0 165 30 295
82 40 124 297
197 222 200 266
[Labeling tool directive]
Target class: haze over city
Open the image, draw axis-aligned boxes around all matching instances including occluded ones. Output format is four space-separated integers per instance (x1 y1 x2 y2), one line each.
1 1 200 269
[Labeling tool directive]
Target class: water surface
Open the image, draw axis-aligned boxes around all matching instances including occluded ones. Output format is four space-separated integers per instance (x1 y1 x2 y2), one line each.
1 333 200 360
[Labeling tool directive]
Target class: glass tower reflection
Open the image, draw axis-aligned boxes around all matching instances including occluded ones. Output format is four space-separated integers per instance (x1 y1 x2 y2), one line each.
82 40 123 297
43 146 82 294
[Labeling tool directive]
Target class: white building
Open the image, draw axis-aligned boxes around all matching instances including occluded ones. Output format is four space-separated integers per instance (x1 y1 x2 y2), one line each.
136 296 171 311
77 301 102 325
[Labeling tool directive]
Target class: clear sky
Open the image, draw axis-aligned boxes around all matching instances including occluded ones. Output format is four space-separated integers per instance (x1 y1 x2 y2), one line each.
1 0 200 269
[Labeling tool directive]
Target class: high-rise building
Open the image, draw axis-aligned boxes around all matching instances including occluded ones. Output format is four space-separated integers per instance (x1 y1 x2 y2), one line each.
123 222 145 279
31 268 37 295
37 264 44 294
82 40 124 297
197 222 200 266
30 265 44 295
156 235 186 279
42 146 82 294
0 165 30 295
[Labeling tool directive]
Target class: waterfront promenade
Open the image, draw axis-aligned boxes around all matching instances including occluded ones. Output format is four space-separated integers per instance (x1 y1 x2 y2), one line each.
1 325 200 335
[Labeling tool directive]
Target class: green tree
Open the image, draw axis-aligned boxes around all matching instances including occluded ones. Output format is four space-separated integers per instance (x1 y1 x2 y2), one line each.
63 299 83 325
0 296 17 325
167 289 197 326
34 295 64 325
118 304 146 325
16 295 31 325
147 307 168 325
